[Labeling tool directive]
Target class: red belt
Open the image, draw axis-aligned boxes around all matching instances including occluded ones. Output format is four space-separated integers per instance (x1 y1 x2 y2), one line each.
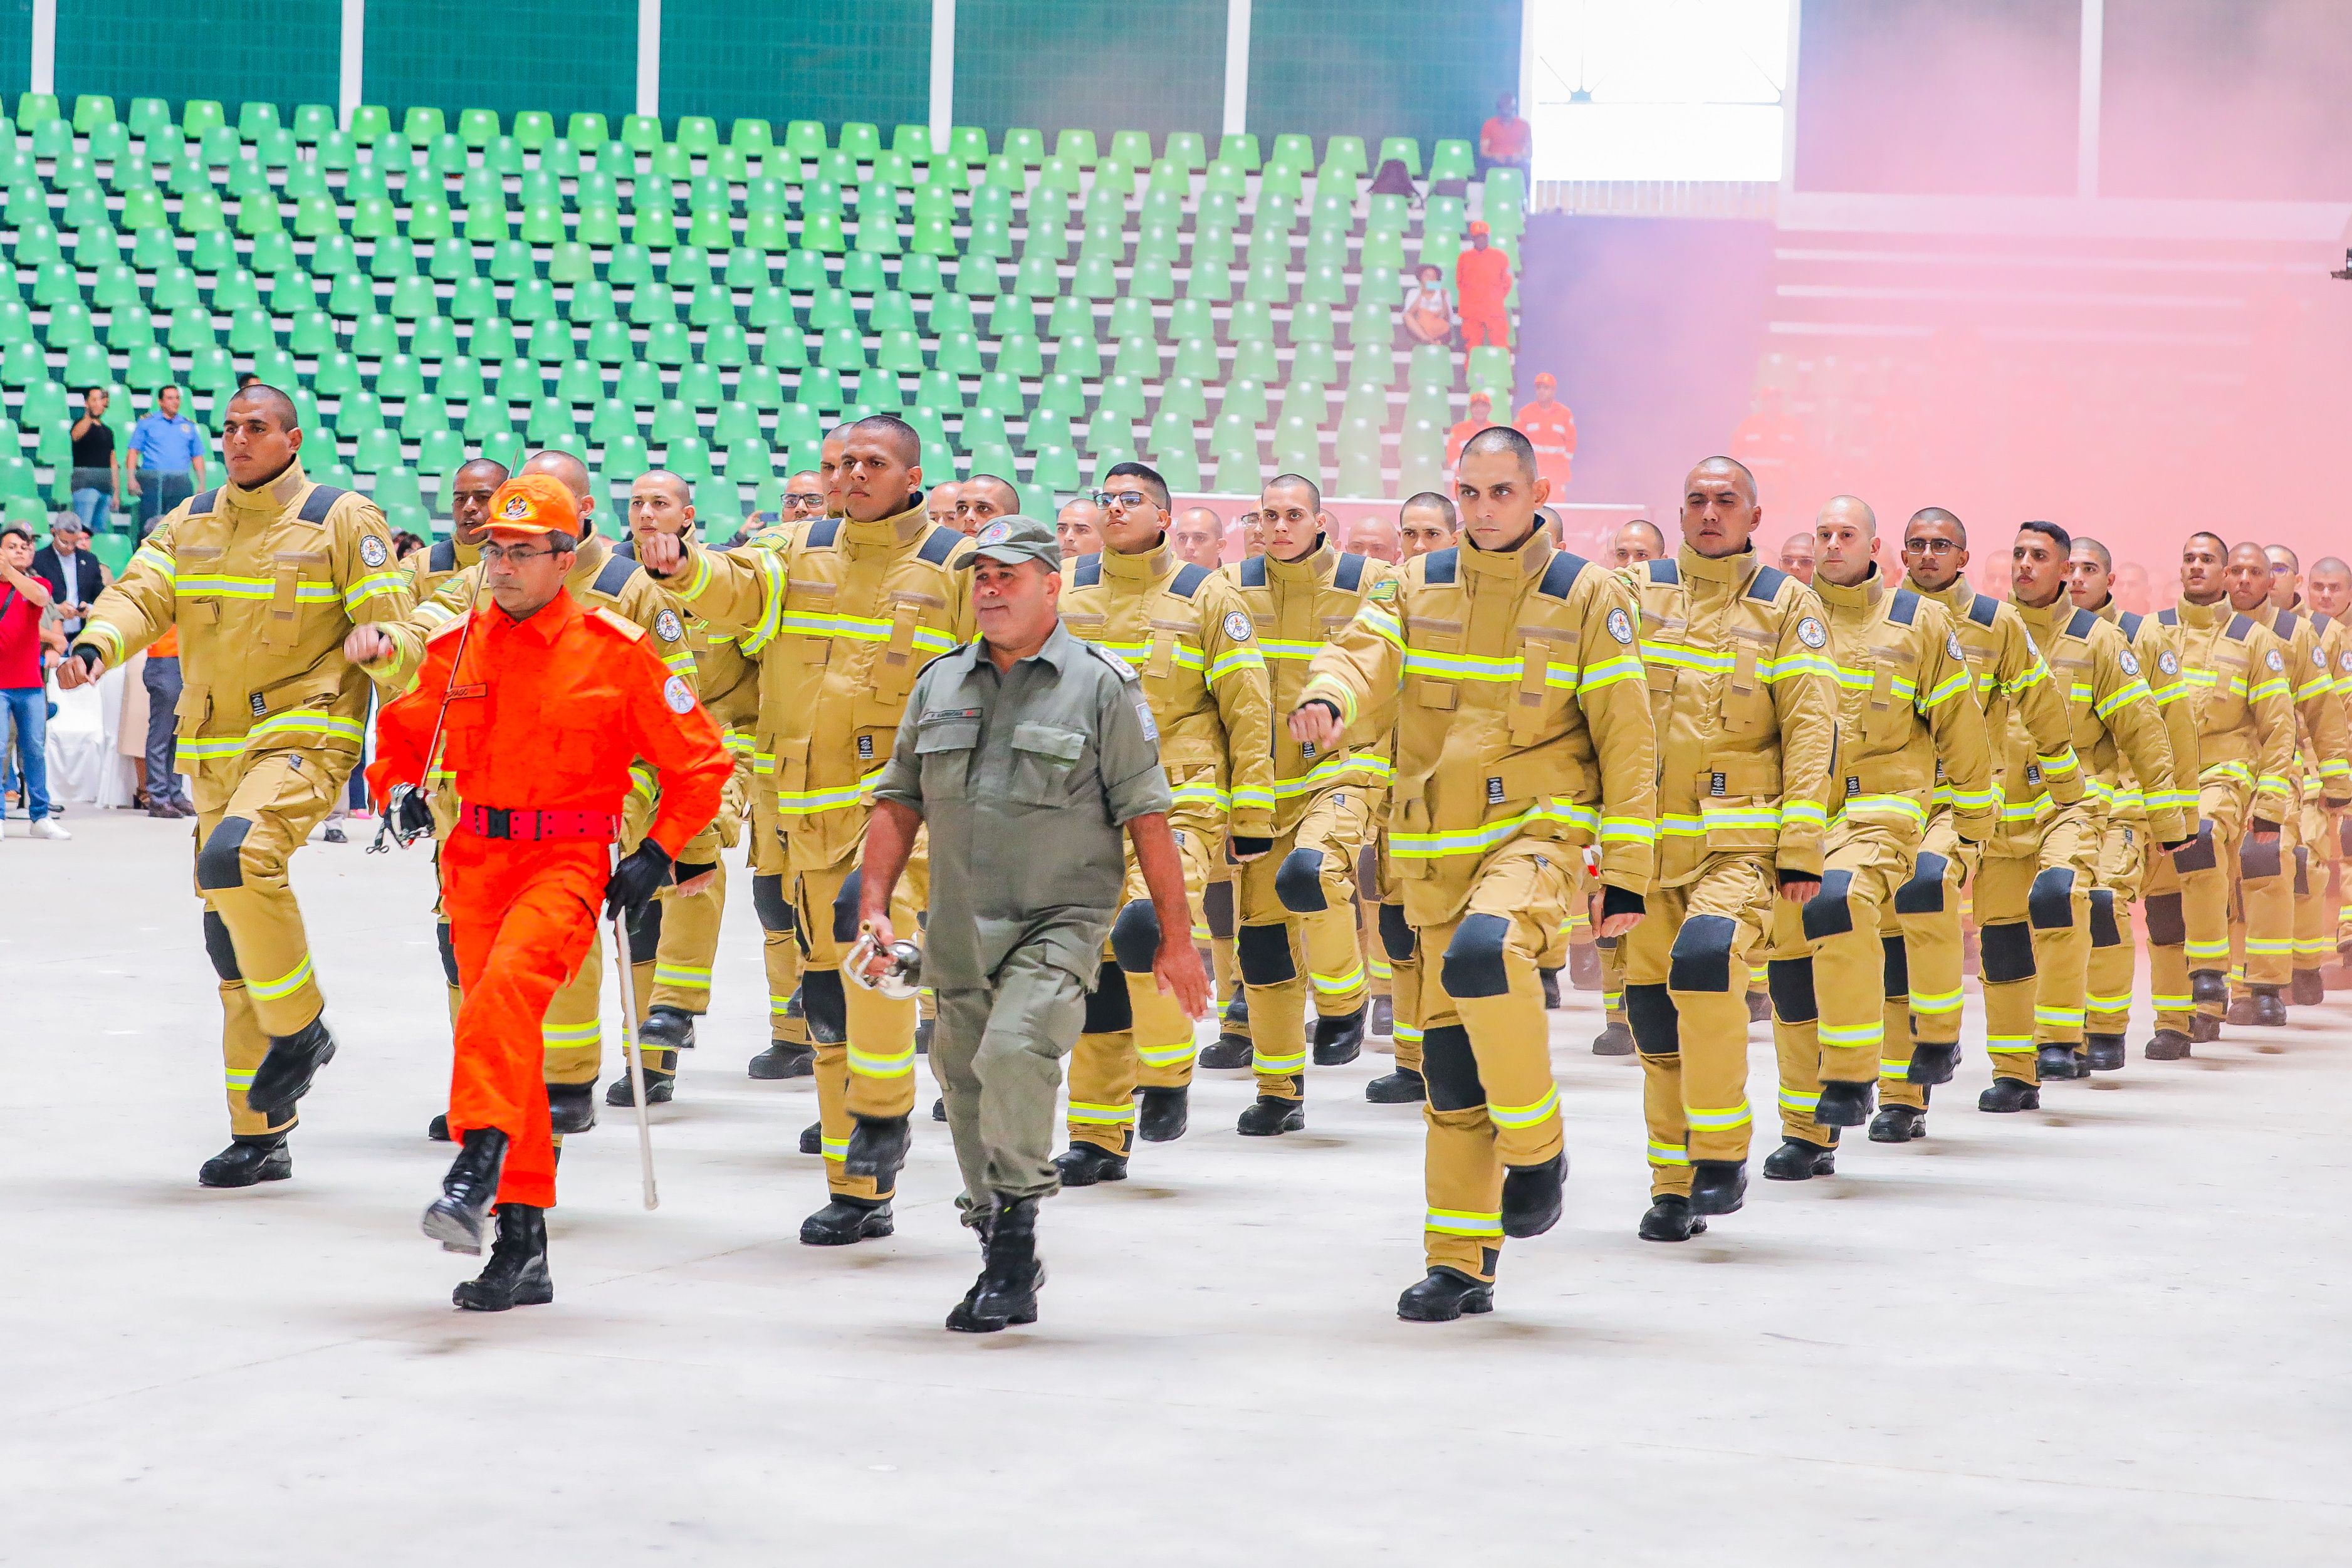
459 804 620 842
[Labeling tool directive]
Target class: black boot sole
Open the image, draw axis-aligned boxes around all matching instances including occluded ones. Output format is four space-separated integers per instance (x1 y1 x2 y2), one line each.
1236 1102 1305 1136
800 1206 895 1246
453 1275 553 1311
1398 1286 1494 1322
197 1148 291 1188
1053 1151 1129 1187
748 1043 815 1079
1868 1114 1924 1144
1137 1094 1188 1142
547 1085 598 1134
1638 1205 1708 1243
1764 1145 1836 1179
421 1197 494 1255
1198 1038 1253 1070
427 1114 451 1142
245 1035 337 1122
1364 1073 1427 1103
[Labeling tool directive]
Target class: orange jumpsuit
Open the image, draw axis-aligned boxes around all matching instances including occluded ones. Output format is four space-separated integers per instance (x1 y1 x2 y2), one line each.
370 589 729 1209
1455 246 1513 349
1515 397 1576 488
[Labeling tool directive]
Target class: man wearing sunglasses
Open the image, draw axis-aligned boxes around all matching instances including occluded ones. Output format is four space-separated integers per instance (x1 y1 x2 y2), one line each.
1047 464 1277 1182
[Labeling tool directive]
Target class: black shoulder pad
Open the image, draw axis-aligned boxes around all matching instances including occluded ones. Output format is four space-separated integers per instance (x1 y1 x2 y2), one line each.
1535 550 1587 600
296 484 347 525
2227 614 2253 640
1071 553 1102 588
614 536 638 561
1648 558 1679 585
1888 588 1920 626
1169 563 1208 598
1422 547 1458 585
2066 608 2096 640
2157 607 2178 627
1746 564 1789 604
2274 609 2300 640
593 554 637 597
186 488 221 517
428 539 455 573
805 518 842 548
916 525 961 567
2118 610 2143 639
1239 555 1268 588
1967 593 1998 628
1333 551 1367 593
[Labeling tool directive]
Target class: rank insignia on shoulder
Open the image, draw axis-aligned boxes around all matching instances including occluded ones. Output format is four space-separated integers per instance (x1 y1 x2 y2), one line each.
1132 696 1159 742
1947 631 1965 661
1487 776 1505 805
1089 642 1139 679
2316 645 2330 669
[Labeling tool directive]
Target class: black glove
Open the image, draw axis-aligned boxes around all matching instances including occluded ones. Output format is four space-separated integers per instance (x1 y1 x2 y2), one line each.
384 784 434 842
70 645 101 676
2250 817 2281 835
1297 698 1343 725
673 860 717 884
1599 883 1644 921
2161 837 2197 855
1228 836 1273 858
1777 868 1819 889
604 840 675 921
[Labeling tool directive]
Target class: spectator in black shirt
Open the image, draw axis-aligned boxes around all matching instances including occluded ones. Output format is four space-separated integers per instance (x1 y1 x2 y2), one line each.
68 387 120 534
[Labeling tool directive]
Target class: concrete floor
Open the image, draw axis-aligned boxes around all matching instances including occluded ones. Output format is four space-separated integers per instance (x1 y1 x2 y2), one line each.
6 810 2347 1565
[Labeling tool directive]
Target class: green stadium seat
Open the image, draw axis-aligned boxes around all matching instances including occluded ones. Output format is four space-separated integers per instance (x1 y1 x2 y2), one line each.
128 97 173 137
645 321 693 368
946 125 990 167
1293 342 1339 384
1271 412 1318 474
1168 335 1216 380
1376 136 1423 179
1218 133 1260 172
1202 160 1247 199
1112 335 1159 379
728 118 772 155
584 319 634 365
1073 252 1119 300
1324 136 1367 178
1429 139 1473 184
1221 377 1268 424
674 116 718 157
412 315 462 360
555 357 604 404
1050 334 1100 379
783 120 827 162
527 395 577 444
1335 415 1382 495
464 392 515 440
999 128 1044 169
403 107 444 144
349 427 403 473
566 113 609 151
619 113 661 152
1270 133 1313 170
512 110 554 150
818 325 865 372
837 123 881 160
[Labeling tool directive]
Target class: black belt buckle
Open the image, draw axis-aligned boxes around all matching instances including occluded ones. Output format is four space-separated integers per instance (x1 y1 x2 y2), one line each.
483 805 512 840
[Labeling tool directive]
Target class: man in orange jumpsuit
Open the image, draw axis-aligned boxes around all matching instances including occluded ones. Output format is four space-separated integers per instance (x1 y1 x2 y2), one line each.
368 474 729 1311
1454 222 1513 349
1446 392 1495 470
1515 373 1576 489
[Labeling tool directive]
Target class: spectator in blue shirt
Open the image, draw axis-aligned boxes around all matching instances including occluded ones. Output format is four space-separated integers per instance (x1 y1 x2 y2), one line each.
128 386 206 536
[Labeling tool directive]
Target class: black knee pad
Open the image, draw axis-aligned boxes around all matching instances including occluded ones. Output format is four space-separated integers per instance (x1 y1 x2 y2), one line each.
1881 934 1908 1000
1109 899 1160 973
1419 1023 1485 1112
1980 922 2036 984
2087 888 2121 948
1800 869 1856 941
1440 913 1512 1000
2293 845 2311 896
2238 832 2281 882
1377 902 1416 964
1202 878 1236 940
1082 958 1132 1034
2143 891 2186 947
627 898 663 963
194 816 253 891
1625 983 1680 1057
752 873 795 934
1236 923 1297 986
2173 820 2217 874
831 869 864 943
2027 867 2077 930
435 920 459 986
1668 914 1737 993
801 968 847 1039
1893 852 1947 915
202 910 242 982
1274 847 1329 913
1767 958 1817 1024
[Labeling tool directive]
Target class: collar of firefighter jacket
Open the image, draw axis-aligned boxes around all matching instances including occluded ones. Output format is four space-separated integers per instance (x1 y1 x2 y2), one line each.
1677 541 1759 590
2173 593 2232 629
2010 590 2074 640
219 458 311 518
1101 540 1173 585
1457 525 1549 584
1265 536 1333 587
564 531 611 587
1812 563 1883 612
2088 594 2120 624
1906 572 1977 619
840 497 931 554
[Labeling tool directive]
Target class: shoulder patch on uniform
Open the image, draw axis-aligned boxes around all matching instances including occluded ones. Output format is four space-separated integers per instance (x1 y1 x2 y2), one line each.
1605 605 1635 645
1888 587 1920 625
1796 614 1828 649
1332 552 1367 593
2156 607 2178 627
1368 577 1396 601
1947 630 1965 661
1072 553 1103 588
1169 563 1209 598
1421 547 1459 586
653 608 684 643
2118 610 2143 639
2313 643 2329 669
2275 609 2300 640
805 518 842 549
2066 608 2096 640
2119 650 2141 677
1238 555 1269 588
2266 647 2286 672
1967 593 1999 628
186 488 221 518
592 555 638 597
1647 558 1680 586
2340 649 2352 674
916 525 962 567
662 674 696 714
590 605 649 641
2226 614 2254 640
1223 610 1253 642
1745 564 1789 604
1535 550 1588 601
2158 648 2180 676
428 538 456 573
358 533 389 568
1089 640 1140 681
296 484 348 525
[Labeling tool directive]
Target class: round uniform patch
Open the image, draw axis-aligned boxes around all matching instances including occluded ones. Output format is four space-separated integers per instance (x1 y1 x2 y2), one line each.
2315 645 2330 669
2119 651 2140 677
359 534 388 568
1223 611 1254 642
1947 631 1966 661
654 609 684 642
1606 606 1635 645
2159 649 2181 676
978 520 1015 546
2266 648 2286 672
2341 650 2352 674
1797 616 1828 649
662 675 695 714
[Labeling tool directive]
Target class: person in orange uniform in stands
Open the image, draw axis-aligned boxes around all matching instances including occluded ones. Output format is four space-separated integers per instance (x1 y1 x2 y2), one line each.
1516 373 1576 489
1480 93 1532 175
364 474 730 1312
1446 392 1495 469
1455 222 1514 348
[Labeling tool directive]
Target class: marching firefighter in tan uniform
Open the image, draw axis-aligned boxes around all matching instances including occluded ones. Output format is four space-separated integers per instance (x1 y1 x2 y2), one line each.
1299 427 1655 1319
2149 535 2297 1053
1871 508 2071 1142
729 516 814 1084
637 416 976 1245
2067 536 2200 1068
2266 547 2352 1002
1206 473 1398 1135
61 385 417 1185
1050 463 1275 1181
357 450 696 1131
2301 556 2352 973
1623 457 1837 1241
1761 497 1991 1181
1587 518 1671 1060
2232 545 2351 1022
1975 522 2182 1105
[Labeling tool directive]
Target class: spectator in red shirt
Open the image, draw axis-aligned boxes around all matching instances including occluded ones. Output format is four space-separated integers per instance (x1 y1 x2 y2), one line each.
1455 222 1513 348
1480 93 1531 175
1446 392 1497 468
1515 373 1576 488
0 523 68 839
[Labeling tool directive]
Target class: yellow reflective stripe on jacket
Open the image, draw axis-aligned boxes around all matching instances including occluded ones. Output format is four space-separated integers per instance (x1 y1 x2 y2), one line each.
1357 605 1405 649
774 765 892 815
174 573 339 602
128 543 173 575
1271 750 1391 795
341 571 408 610
1169 778 1233 810
1836 793 1928 826
1259 638 1325 661
2093 679 2151 718
1389 798 1605 859
1918 669 1972 709
1207 648 1267 682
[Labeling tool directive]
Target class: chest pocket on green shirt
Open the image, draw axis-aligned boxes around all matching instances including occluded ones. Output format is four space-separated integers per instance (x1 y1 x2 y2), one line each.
1009 721 1087 807
914 720 978 796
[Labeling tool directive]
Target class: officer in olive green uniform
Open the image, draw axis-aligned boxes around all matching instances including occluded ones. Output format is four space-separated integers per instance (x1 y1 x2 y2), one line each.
860 518 1200 1335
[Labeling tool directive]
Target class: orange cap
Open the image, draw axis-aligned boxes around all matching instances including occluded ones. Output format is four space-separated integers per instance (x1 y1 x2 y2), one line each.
1534 372 1556 388
1467 219 1490 237
484 473 580 537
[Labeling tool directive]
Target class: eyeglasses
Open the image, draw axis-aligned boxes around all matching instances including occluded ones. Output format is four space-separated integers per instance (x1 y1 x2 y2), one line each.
479 543 559 565
783 493 823 508
1090 490 1155 511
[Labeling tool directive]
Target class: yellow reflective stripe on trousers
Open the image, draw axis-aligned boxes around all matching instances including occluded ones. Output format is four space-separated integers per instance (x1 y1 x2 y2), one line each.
847 1043 917 1076
1252 1047 1305 1073
1818 1020 1883 1047
1647 1140 1690 1166
1425 1207 1503 1237
541 1019 601 1045
1487 1084 1559 1129
1685 1100 1752 1131
1136 1038 1195 1067
1067 1100 1137 1126
1310 961 1364 995
244 953 315 1001
1911 986 1963 1015
1778 1086 1820 1113
653 964 711 987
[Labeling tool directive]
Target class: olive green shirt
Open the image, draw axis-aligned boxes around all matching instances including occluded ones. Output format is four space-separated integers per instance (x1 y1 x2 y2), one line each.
872 619 1173 987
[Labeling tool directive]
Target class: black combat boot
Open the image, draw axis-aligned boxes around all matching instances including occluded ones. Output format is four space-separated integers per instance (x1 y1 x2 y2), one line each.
798 1119 823 1154
2084 1033 2126 1072
1053 1141 1129 1186
421 1127 511 1254
748 1039 815 1079
1500 1152 1566 1238
2291 968 2326 1007
604 1055 674 1105
452 1204 553 1312
1591 1019 1634 1056
547 1080 597 1134
1869 1104 1926 1142
932 1095 946 1122
843 1114 911 1189
1312 1006 1366 1066
198 1132 291 1188
244 1017 338 1121
1137 1086 1188 1141
947 1194 1042 1332
2143 1028 2192 1060
1397 1267 1493 1322
1199 993 1252 1068
1814 1079 1874 1126
1569 941 1602 991
915 1015 933 1055
2190 1013 2221 1043
2037 1045 2078 1082
1638 1193 1708 1242
1764 1137 1836 1179
1364 1065 1426 1103
639 1005 696 1050
1688 1159 1747 1216
2225 994 2258 1026
2248 985 2287 1027
2190 970 2229 1009
1978 1077 2041 1112
1908 1042 1958 1084
801 1194 894 1246
1236 1095 1305 1136
1539 967 1562 1010
427 1114 451 1142
1369 994 1394 1039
